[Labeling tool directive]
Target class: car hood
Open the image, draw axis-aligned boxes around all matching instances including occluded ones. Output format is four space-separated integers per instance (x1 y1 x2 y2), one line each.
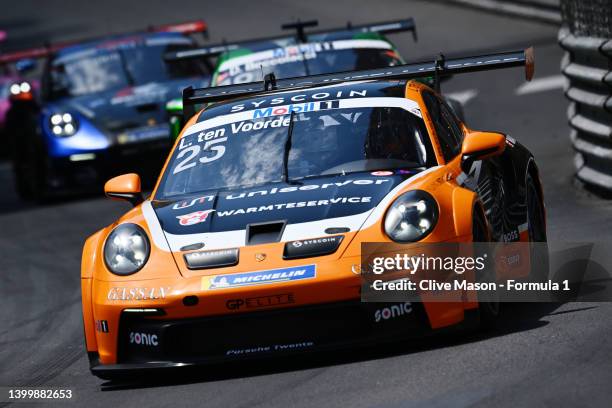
52 77 208 131
148 171 420 252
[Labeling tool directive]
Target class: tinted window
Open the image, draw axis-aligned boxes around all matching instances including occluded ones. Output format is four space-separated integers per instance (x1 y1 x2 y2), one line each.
440 100 464 143
48 38 207 98
215 44 402 86
422 91 461 162
158 105 433 198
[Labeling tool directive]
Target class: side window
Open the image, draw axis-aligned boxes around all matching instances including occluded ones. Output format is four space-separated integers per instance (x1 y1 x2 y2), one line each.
422 92 460 162
440 99 464 143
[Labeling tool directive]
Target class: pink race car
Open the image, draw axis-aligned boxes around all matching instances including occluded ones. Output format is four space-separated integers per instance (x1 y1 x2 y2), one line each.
0 75 38 133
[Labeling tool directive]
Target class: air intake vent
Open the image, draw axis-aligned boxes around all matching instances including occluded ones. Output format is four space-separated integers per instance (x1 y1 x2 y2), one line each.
246 221 286 245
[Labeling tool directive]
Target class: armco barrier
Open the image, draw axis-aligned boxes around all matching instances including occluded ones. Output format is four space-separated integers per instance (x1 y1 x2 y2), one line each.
559 0 612 191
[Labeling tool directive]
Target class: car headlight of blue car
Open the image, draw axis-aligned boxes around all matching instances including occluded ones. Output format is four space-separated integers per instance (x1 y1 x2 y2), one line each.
49 112 79 137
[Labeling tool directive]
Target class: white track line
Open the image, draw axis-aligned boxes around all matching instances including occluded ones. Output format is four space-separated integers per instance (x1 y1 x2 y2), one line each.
446 89 479 105
516 75 565 95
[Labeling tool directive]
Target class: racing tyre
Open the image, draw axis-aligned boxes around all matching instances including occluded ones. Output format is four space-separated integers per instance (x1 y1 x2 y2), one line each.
473 209 500 328
526 173 549 285
13 129 51 202
7 105 34 200
11 131 35 200
14 161 34 200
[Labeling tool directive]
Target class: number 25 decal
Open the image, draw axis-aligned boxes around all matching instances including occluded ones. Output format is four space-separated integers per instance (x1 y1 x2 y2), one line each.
199 138 227 164
173 137 228 174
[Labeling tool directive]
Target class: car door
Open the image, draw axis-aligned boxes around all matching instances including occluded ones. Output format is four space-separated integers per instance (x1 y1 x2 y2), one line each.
423 90 520 241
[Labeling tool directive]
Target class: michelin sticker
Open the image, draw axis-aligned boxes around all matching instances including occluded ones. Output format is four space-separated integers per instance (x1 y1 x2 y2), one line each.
205 265 316 289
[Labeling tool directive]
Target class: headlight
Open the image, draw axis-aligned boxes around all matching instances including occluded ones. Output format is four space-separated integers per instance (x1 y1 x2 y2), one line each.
9 81 31 95
104 224 150 275
49 112 78 137
384 190 439 242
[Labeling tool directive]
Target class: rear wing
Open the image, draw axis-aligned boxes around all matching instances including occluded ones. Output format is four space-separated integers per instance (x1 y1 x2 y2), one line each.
0 19 208 65
0 45 56 64
181 47 535 117
164 18 417 62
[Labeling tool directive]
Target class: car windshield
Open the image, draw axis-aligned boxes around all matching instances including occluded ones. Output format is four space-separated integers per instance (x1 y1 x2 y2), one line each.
214 40 402 86
49 37 207 98
157 101 434 199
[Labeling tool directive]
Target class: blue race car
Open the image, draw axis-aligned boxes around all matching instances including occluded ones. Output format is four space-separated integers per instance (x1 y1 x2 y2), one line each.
2 21 210 200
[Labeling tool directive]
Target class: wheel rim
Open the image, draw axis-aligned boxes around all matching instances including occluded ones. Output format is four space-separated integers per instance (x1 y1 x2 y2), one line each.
473 212 500 317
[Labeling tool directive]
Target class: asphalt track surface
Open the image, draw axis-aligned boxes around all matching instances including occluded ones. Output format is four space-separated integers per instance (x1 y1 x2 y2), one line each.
1 1 612 407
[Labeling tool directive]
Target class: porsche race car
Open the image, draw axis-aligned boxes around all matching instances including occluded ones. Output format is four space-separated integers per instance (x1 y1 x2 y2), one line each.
0 75 34 135
82 47 545 379
1 20 210 201
0 35 39 141
164 18 422 140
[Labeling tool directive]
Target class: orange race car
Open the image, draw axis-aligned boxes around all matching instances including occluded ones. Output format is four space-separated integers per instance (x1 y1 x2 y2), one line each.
81 47 546 379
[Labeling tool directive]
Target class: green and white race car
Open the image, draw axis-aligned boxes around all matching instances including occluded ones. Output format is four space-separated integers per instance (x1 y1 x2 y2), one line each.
164 19 420 141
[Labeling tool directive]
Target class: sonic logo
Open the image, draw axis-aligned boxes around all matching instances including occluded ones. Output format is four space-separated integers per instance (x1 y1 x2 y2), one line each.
176 209 216 226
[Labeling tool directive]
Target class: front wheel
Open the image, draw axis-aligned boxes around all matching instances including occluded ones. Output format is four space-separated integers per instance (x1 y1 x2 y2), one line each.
473 209 500 328
526 172 549 284
12 130 51 202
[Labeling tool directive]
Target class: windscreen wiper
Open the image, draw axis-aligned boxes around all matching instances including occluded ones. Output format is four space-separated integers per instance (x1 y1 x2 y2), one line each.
282 111 298 184
297 45 311 77
118 49 135 86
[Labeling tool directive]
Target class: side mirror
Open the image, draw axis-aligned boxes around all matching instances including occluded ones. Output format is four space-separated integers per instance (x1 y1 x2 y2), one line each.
104 173 143 206
461 131 506 172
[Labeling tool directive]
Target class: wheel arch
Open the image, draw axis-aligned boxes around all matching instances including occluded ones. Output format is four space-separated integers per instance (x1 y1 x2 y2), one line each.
451 186 490 240
525 158 546 230
81 229 105 353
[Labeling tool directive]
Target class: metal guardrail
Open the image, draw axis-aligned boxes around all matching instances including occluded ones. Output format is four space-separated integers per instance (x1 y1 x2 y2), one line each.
559 0 612 191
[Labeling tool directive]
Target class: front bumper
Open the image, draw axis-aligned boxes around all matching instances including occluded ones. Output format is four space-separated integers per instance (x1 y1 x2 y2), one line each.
90 300 447 379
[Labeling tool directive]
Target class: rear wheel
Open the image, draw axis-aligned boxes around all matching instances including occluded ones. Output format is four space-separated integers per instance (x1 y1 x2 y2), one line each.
11 131 35 200
13 160 34 200
12 129 51 202
473 209 500 328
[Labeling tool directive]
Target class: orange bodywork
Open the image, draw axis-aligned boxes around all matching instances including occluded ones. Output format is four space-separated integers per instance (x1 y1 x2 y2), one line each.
81 80 529 365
